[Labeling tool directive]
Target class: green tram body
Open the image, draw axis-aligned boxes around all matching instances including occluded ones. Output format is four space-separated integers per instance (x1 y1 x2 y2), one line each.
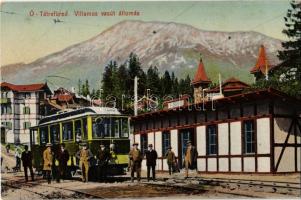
30 107 130 178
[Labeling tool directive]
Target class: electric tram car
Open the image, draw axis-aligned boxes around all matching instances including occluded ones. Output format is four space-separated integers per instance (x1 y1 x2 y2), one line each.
29 107 130 179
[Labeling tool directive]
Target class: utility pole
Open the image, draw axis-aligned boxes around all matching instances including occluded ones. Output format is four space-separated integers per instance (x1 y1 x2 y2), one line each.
134 76 138 116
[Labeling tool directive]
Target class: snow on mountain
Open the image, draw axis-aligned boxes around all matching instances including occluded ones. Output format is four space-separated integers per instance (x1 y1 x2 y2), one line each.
1 20 282 89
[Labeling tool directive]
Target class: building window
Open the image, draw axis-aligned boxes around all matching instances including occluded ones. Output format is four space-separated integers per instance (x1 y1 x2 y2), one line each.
50 124 60 143
243 120 256 154
140 134 148 155
23 106 30 114
112 118 119 138
121 118 129 138
23 122 31 129
92 117 111 138
25 93 31 99
207 125 217 155
40 126 49 144
162 131 171 156
1 121 12 130
82 118 88 140
62 122 73 141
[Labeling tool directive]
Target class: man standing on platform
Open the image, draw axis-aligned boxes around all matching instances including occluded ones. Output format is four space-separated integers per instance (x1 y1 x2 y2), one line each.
97 144 110 180
128 143 142 182
43 143 53 184
21 145 34 182
57 143 69 181
76 143 93 182
184 141 198 178
145 144 157 181
165 146 176 175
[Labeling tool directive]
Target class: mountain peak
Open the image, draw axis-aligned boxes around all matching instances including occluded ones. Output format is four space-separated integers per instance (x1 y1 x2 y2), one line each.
2 20 282 89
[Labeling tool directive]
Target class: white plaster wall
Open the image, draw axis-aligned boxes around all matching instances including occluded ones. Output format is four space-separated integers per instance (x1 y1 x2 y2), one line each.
218 123 229 155
148 132 154 147
231 158 241 172
170 129 178 157
155 131 162 158
230 122 241 155
6 131 14 143
257 157 270 172
197 158 206 171
156 159 162 171
274 118 294 144
257 118 270 154
141 159 147 170
197 126 206 156
274 147 295 172
134 134 140 146
129 133 134 147
207 158 217 172
243 157 255 172
297 147 300 171
163 159 169 171
219 158 229 172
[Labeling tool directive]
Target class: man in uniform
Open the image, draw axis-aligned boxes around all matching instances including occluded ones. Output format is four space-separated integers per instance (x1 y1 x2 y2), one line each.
128 143 142 182
43 143 53 184
145 144 157 181
76 143 93 182
21 145 34 182
184 141 198 178
97 144 110 180
165 146 176 175
57 143 69 181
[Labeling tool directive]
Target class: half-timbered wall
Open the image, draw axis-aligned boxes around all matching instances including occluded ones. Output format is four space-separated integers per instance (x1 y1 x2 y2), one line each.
132 99 300 173
273 99 301 173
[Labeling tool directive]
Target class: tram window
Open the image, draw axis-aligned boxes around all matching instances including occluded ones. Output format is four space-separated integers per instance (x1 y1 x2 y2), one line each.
75 120 82 142
112 118 119 138
82 118 88 140
62 122 73 141
50 124 60 143
40 127 49 144
121 118 129 138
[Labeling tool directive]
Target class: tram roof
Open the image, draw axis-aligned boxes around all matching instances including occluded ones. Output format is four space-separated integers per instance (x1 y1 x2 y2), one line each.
36 107 124 127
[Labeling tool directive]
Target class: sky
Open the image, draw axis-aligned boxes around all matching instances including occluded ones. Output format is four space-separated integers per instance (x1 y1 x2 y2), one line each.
0 0 291 66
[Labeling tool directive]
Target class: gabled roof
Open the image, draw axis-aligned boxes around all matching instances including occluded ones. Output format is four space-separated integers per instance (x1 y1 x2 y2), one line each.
191 59 211 85
206 77 250 93
0 82 51 93
250 45 273 74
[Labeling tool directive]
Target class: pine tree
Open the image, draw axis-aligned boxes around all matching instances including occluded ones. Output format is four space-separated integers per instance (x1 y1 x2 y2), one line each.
276 0 301 97
146 66 161 95
77 79 82 95
127 53 146 95
161 70 172 96
171 72 179 96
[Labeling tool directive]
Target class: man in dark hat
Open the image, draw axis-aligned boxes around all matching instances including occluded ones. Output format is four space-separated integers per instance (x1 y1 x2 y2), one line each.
21 145 34 182
76 143 93 182
145 144 158 181
128 143 143 182
184 141 198 178
57 143 69 182
165 146 176 175
97 144 110 180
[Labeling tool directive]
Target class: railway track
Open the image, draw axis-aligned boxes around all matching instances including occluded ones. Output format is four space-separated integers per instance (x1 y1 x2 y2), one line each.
2 175 300 198
1 177 105 199
157 176 301 197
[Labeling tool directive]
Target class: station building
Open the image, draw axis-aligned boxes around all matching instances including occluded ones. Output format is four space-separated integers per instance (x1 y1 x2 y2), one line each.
131 46 301 174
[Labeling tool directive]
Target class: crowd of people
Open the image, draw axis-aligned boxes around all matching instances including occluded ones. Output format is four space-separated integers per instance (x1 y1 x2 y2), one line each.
7 141 198 183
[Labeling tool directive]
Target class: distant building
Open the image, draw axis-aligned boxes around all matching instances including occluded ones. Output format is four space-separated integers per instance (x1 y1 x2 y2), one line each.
0 82 52 144
46 87 100 114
